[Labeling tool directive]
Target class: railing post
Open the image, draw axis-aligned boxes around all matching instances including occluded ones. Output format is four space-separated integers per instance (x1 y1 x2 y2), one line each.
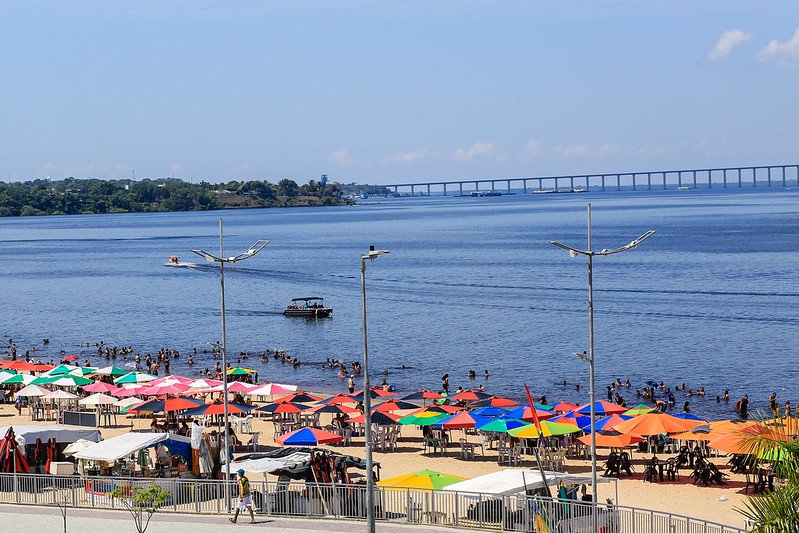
454 492 459 527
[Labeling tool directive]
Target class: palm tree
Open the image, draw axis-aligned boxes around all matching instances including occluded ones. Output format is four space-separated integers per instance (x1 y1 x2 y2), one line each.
737 414 799 532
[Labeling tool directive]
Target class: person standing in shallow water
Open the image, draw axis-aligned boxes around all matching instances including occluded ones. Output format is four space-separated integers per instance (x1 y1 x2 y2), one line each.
441 374 449 394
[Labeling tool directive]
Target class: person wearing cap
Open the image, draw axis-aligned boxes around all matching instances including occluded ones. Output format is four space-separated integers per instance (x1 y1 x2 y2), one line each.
229 469 255 524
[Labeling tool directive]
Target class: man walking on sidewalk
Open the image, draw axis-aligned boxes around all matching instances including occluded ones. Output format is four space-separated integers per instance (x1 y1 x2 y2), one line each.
229 469 256 524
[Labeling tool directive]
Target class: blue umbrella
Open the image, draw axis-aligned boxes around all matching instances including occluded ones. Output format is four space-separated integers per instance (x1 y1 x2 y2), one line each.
471 406 511 418
672 412 705 422
550 412 592 430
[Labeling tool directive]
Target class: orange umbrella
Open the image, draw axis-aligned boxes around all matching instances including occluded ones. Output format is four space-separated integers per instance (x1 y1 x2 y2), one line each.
578 430 644 448
708 429 758 455
671 425 715 441
613 412 702 436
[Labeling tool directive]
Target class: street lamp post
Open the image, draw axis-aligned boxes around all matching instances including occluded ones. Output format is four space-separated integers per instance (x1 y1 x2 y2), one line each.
360 245 389 533
192 219 269 512
550 203 654 507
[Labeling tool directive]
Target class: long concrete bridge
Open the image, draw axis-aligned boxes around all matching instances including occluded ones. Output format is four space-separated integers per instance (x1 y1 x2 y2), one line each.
378 163 799 196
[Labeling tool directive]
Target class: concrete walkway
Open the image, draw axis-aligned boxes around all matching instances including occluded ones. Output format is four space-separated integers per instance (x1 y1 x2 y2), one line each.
0 504 466 533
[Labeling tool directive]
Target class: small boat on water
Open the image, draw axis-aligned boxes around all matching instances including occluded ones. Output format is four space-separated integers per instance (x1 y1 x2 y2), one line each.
283 297 333 318
163 255 200 268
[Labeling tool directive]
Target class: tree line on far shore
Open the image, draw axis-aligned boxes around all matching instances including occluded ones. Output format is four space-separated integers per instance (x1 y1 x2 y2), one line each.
0 177 353 217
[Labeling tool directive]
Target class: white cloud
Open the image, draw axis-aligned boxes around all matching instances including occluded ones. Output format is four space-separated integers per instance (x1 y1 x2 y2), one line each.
453 141 503 162
552 144 590 158
525 139 541 155
383 148 428 164
706 29 752 61
329 148 352 167
757 27 799 67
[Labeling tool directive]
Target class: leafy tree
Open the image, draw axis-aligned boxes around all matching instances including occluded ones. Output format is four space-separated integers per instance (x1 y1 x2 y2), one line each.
109 483 171 533
737 415 799 531
277 178 299 197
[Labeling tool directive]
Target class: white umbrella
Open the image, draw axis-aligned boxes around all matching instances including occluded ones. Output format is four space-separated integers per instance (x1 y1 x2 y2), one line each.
42 389 78 400
0 371 17 384
63 438 95 456
248 383 298 396
16 385 50 397
189 378 223 389
114 396 143 408
80 393 118 406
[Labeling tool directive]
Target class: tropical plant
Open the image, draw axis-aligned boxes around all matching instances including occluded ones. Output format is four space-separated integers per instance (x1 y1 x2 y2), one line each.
109 483 171 533
737 414 799 532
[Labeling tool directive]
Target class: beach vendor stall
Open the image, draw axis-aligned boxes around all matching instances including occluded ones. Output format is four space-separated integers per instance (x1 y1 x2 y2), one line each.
0 424 101 475
74 431 192 478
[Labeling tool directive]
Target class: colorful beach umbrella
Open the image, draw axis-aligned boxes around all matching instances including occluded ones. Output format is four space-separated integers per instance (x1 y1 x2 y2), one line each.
551 402 580 412
15 385 50 397
81 381 118 393
476 416 530 433
671 412 705 422
508 420 582 438
550 412 592 429
62 355 78 362
4 361 42 372
256 402 306 414
377 469 466 490
92 366 128 377
275 391 323 404
506 405 557 422
188 378 224 389
49 376 94 387
623 404 654 416
347 411 400 425
471 396 519 408
590 414 633 432
44 364 79 377
276 427 342 446
578 430 644 448
613 412 702 436
401 390 443 401
114 372 157 384
374 400 419 412
399 412 449 426
183 399 255 416
576 401 628 416
226 367 255 376
68 366 98 377
435 411 480 429
318 394 359 405
305 403 359 415
450 390 492 402
3 374 36 385
226 381 258 393
471 406 512 418
79 393 118 406
246 383 297 396
130 396 203 414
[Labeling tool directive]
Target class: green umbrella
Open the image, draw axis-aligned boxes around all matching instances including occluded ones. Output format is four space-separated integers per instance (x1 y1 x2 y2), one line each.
398 412 449 426
32 376 57 385
477 417 530 433
623 403 654 416
4 374 35 385
114 372 157 384
92 365 128 377
377 469 467 490
508 420 583 438
69 366 98 377
226 367 255 376
45 364 77 377
49 376 94 387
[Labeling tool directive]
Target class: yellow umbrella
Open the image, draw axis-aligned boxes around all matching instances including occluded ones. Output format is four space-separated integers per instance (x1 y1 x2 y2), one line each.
508 420 582 439
377 469 466 490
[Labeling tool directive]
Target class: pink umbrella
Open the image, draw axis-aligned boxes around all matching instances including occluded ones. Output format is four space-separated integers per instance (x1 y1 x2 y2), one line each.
139 383 190 396
248 383 297 396
81 381 118 393
227 382 257 393
112 385 145 397
189 378 223 389
149 375 192 386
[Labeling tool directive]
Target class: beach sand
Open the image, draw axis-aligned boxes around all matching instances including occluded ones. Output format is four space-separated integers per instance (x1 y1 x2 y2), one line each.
0 403 752 529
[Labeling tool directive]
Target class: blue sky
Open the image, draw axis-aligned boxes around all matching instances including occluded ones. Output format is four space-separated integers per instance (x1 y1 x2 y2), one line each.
1 1 798 184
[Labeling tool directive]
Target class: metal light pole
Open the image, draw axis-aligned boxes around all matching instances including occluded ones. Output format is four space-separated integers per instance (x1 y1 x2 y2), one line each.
360 245 389 533
550 203 654 507
192 219 269 512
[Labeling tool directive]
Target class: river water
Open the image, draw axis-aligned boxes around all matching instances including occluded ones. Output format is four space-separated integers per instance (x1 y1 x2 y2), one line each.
1 188 797 420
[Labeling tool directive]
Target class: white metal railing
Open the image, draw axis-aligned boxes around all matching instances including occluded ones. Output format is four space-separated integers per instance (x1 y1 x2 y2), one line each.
0 473 746 533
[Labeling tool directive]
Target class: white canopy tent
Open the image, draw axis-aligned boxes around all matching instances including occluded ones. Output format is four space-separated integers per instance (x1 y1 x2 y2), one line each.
443 469 618 501
74 432 190 462
0 425 101 447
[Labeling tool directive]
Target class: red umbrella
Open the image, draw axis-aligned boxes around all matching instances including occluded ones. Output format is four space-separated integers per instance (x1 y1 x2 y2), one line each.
440 411 480 429
257 402 307 414
472 396 519 408
184 399 254 416
0 428 29 473
129 395 203 414
450 390 492 402
552 402 580 412
319 394 359 405
374 400 420 412
62 355 78 362
81 381 119 394
276 427 343 446
6 361 40 372
274 391 323 403
305 403 359 415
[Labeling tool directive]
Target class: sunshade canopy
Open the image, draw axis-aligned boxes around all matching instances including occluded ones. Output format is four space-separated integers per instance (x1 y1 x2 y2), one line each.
75 432 190 462
443 469 615 496
378 469 466 490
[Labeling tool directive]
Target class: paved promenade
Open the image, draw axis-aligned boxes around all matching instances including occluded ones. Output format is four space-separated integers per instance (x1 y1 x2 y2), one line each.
0 504 464 533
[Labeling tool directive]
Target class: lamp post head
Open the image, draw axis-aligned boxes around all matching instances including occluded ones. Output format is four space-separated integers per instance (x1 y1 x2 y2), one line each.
364 245 390 261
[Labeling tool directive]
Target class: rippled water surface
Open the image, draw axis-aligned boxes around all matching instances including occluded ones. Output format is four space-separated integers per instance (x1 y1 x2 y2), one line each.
1 188 797 420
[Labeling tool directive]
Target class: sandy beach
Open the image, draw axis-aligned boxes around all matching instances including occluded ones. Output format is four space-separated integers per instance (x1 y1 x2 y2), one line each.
0 400 753 529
